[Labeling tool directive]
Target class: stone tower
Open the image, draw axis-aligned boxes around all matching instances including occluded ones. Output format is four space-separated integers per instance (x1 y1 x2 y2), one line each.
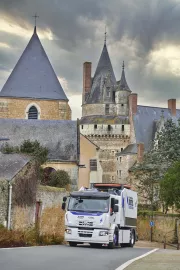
80 40 132 184
0 27 71 120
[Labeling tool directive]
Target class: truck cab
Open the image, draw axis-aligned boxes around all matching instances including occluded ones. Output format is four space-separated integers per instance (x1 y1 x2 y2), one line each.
62 183 138 248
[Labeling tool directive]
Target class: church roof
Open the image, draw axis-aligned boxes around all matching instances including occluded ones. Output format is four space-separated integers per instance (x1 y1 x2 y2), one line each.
86 43 116 104
0 118 78 161
117 62 131 91
0 27 68 101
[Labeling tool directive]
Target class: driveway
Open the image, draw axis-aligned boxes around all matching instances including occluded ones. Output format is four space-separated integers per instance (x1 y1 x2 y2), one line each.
0 244 152 270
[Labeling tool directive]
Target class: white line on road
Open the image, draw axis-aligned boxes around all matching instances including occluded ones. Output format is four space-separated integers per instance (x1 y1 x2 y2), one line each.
115 248 159 270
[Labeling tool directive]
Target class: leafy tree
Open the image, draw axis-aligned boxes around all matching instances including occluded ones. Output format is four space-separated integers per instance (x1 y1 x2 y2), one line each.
130 118 180 208
160 161 180 212
48 170 71 188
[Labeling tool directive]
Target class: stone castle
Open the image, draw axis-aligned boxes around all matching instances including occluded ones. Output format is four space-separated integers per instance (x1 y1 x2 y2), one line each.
80 39 180 185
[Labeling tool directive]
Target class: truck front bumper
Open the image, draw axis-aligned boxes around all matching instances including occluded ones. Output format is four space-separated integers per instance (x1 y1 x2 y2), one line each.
65 227 113 244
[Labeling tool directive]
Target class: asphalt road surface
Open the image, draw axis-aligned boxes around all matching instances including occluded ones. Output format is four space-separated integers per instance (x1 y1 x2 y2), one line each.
0 244 152 270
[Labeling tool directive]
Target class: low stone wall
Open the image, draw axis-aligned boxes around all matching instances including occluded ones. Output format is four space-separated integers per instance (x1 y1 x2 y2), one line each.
12 185 68 236
137 215 180 243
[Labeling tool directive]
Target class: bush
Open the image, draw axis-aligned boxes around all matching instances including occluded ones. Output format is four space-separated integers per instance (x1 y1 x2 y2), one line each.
48 170 71 188
0 227 64 248
20 140 48 164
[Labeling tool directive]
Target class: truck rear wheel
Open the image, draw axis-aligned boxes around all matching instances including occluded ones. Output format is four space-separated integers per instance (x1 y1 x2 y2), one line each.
69 242 77 247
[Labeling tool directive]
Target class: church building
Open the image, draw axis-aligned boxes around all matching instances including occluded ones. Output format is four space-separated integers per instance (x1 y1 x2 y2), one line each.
0 26 71 120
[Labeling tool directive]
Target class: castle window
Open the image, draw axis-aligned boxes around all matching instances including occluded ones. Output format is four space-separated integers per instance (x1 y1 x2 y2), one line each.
119 157 122 163
122 125 124 132
121 148 123 152
94 124 97 129
105 104 109 115
119 170 121 177
81 125 83 129
121 104 124 107
108 125 111 131
90 159 97 171
28 106 38 119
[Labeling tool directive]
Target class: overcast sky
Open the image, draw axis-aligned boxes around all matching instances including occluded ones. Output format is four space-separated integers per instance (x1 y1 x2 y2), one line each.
0 0 180 119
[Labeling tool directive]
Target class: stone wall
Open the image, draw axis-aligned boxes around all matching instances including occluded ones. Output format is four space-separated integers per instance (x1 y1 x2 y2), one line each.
12 186 68 235
117 154 137 183
87 136 130 183
137 215 180 243
0 98 71 120
82 103 116 117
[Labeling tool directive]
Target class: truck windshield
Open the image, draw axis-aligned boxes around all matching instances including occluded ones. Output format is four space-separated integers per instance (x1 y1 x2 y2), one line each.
68 197 109 213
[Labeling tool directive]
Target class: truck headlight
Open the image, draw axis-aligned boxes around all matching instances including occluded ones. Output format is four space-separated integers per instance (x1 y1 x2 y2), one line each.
65 228 72 234
99 231 108 236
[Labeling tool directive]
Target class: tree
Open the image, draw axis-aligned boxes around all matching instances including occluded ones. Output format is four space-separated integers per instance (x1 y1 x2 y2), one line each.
48 170 71 188
160 161 180 212
129 118 180 207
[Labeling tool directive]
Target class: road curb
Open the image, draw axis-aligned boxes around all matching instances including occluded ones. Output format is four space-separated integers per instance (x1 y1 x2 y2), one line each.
115 248 159 270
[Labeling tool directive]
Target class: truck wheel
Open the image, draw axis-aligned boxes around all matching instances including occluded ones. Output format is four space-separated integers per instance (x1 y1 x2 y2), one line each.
69 242 77 247
108 228 118 249
129 230 135 247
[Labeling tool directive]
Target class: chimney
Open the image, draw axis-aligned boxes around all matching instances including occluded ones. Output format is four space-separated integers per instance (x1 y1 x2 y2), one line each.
137 143 144 163
83 62 92 104
129 93 138 115
168 99 176 116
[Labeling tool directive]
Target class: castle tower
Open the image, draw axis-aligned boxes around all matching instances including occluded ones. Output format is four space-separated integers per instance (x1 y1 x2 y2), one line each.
80 38 132 184
115 61 131 116
0 26 71 120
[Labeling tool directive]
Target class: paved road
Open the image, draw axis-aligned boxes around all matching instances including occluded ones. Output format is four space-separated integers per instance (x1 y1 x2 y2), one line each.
0 245 152 270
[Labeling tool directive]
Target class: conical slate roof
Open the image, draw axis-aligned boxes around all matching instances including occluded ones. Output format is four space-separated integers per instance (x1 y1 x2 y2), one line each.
87 43 116 103
117 62 131 91
0 27 68 101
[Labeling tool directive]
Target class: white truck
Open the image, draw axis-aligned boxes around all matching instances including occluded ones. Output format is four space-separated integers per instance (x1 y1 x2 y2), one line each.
62 183 138 248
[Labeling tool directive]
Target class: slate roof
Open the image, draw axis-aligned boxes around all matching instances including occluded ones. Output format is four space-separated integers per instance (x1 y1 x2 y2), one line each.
80 115 129 125
117 144 137 156
86 43 116 104
0 27 68 101
0 118 78 161
117 62 131 91
0 153 30 181
133 105 180 151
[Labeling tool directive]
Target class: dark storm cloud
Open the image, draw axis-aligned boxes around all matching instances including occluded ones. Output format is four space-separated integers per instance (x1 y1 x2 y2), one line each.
0 0 180 118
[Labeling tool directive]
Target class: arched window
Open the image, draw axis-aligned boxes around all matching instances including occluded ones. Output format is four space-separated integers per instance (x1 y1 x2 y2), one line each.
28 106 38 119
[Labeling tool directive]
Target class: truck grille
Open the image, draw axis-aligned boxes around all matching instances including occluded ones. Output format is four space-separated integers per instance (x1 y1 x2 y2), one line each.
78 230 93 238
79 221 93 226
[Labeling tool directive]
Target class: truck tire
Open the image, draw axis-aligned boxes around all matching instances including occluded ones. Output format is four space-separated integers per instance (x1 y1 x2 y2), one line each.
108 228 118 249
128 230 135 247
69 242 77 247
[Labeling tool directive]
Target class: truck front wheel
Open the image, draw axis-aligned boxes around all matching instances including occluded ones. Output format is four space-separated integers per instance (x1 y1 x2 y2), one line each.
69 242 77 247
108 228 118 249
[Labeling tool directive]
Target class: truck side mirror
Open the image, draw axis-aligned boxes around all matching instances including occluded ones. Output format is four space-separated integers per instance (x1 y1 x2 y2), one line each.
62 202 66 210
113 205 119 213
63 196 67 202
